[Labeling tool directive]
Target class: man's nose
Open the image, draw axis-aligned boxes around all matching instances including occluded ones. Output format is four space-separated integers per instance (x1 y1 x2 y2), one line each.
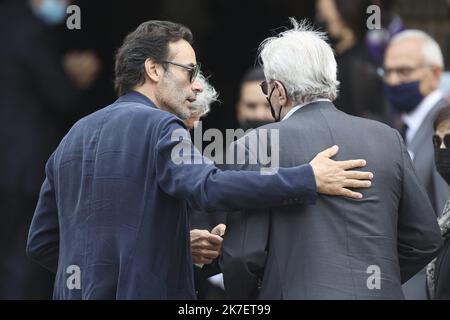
255 105 269 119
192 79 203 93
383 70 402 86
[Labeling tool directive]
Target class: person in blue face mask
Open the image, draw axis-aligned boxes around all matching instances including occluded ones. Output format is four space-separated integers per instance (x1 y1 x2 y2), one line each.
0 0 99 300
30 0 69 25
383 30 450 300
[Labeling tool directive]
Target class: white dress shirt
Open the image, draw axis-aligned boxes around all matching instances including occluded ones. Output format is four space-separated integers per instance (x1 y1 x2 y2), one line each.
402 90 444 144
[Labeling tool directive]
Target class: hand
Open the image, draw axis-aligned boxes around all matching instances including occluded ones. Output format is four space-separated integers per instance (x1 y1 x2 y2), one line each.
190 228 223 265
211 224 226 237
63 50 101 90
309 145 373 199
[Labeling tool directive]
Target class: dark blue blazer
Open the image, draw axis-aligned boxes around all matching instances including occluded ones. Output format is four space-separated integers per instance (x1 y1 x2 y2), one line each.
26 91 317 299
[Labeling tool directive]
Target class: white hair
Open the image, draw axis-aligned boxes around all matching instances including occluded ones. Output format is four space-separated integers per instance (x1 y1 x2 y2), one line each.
390 30 444 69
258 18 339 104
191 72 219 116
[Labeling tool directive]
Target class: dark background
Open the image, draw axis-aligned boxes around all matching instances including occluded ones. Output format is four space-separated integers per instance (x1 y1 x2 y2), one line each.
4 0 316 132
2 0 448 132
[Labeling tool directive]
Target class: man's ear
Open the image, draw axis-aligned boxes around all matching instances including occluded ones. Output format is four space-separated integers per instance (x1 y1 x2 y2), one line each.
424 65 443 93
431 65 443 80
144 58 163 83
275 81 288 105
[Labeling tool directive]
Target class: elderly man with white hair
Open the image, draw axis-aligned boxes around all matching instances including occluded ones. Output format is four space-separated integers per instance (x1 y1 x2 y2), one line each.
220 18 442 300
184 72 218 130
383 29 450 299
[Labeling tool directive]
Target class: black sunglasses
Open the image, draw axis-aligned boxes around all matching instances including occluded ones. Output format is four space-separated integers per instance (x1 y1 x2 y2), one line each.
160 60 201 83
433 134 450 149
260 80 287 95
260 80 270 95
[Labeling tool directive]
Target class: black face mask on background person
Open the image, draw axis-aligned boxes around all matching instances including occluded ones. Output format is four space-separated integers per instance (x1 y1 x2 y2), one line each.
266 86 282 122
435 147 450 185
239 119 274 131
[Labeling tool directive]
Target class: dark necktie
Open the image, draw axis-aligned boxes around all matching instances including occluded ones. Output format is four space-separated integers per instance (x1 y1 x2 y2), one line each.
400 122 409 142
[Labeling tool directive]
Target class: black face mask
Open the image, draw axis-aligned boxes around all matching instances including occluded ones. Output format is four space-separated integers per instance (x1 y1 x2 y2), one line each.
267 85 286 122
435 147 450 185
239 119 274 131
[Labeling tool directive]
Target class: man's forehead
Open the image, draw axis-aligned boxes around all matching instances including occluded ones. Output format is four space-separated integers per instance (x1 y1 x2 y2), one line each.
437 120 450 132
168 39 196 63
385 39 423 66
241 81 264 94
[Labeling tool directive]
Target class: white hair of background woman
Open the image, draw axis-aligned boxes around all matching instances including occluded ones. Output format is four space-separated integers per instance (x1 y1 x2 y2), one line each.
258 18 340 104
390 30 444 69
191 72 219 117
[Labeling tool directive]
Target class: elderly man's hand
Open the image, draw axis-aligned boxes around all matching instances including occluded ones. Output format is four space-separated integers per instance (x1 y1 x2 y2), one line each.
310 145 373 199
190 225 225 265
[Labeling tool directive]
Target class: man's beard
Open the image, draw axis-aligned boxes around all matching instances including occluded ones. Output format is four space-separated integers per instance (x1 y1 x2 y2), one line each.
157 75 192 120
166 103 191 120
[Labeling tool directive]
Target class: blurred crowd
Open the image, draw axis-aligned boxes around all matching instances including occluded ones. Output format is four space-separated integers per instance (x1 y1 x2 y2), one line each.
0 0 449 299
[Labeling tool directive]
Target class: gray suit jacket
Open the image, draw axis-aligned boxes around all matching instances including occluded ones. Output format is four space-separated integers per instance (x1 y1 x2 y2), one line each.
222 101 443 299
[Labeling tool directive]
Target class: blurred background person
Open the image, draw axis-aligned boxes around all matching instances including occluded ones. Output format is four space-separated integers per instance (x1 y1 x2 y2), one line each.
0 0 100 299
184 72 218 130
186 73 227 300
427 102 450 300
236 67 274 131
315 0 387 122
446 0 450 68
383 29 449 299
442 0 450 97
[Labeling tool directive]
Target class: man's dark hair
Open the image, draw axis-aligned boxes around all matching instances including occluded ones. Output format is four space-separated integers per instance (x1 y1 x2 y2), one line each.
434 103 450 130
240 67 265 87
114 20 193 96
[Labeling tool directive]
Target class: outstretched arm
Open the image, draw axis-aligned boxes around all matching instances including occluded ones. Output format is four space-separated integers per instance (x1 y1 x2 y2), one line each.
156 117 373 212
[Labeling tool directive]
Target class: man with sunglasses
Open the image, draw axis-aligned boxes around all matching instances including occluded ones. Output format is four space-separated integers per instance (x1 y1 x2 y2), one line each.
26 20 374 300
383 30 450 300
221 18 442 300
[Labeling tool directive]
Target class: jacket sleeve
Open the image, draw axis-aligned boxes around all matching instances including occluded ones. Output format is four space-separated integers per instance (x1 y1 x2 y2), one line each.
395 130 443 283
220 136 271 299
155 117 317 212
26 152 60 273
221 208 269 299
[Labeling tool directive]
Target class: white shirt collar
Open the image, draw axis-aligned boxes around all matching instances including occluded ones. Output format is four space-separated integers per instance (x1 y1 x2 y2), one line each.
281 99 331 122
402 90 443 143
